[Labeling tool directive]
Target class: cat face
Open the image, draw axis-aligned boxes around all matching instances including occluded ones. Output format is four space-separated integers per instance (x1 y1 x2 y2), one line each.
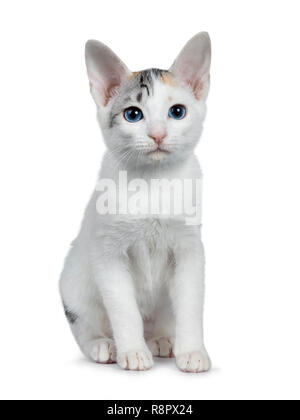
85 33 211 167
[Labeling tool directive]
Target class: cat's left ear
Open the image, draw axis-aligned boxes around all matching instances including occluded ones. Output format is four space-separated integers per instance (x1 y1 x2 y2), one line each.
85 40 131 107
170 32 211 100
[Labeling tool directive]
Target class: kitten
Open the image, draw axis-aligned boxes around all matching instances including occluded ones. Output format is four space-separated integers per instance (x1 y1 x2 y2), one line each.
60 33 211 372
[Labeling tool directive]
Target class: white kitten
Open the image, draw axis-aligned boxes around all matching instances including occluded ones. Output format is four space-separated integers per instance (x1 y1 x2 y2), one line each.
60 33 212 373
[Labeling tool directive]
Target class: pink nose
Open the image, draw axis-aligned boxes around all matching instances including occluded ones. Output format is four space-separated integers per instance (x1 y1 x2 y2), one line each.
148 133 166 146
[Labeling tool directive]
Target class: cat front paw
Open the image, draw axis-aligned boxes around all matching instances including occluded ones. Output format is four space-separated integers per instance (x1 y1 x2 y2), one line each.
147 337 174 358
176 350 211 373
117 348 154 371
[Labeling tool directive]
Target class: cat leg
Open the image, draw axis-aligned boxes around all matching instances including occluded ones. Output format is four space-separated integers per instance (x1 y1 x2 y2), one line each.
60 246 116 364
62 298 117 365
170 236 211 373
93 256 153 371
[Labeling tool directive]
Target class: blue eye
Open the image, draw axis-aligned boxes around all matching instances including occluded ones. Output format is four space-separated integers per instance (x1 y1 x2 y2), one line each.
168 104 186 120
124 107 143 123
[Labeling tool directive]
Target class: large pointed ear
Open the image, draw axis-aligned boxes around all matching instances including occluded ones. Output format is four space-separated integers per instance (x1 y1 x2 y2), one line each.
85 40 131 107
170 32 211 100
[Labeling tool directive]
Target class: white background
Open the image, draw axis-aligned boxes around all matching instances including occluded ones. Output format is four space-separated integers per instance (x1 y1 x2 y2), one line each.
0 0 299 400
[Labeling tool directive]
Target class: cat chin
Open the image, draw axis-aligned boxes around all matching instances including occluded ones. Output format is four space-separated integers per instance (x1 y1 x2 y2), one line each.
147 149 171 161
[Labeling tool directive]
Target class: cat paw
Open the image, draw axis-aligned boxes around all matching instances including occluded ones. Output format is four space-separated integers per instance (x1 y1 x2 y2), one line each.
147 337 174 358
117 348 154 371
176 350 211 373
88 338 117 364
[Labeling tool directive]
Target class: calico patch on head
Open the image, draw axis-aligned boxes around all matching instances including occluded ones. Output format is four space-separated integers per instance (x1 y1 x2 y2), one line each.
134 69 176 102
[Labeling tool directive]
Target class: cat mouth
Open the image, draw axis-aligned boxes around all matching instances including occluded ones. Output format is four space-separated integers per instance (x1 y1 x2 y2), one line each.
147 148 170 156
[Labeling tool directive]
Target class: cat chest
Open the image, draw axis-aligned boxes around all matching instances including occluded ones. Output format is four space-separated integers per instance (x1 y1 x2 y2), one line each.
128 219 172 315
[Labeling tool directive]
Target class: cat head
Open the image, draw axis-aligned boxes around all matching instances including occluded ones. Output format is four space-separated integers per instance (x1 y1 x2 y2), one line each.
85 33 211 167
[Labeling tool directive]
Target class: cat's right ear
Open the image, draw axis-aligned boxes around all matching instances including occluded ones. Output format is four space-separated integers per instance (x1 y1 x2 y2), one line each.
85 40 131 107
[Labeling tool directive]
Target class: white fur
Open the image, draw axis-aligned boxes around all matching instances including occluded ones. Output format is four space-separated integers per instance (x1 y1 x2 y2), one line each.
60 33 211 372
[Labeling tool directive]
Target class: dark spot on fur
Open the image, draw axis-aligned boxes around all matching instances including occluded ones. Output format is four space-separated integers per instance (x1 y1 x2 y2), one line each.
152 68 169 78
140 74 150 96
137 92 143 103
63 302 78 325
109 112 119 128
138 69 170 97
